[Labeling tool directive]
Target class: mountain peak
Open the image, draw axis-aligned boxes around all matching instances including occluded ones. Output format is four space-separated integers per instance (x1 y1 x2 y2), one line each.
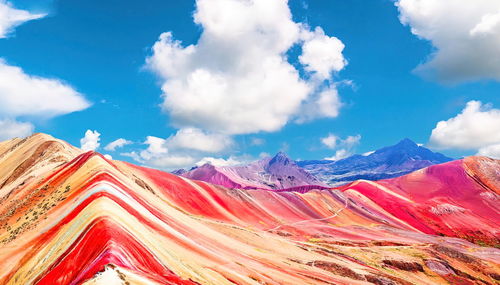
395 138 418 148
275 151 288 157
269 151 293 165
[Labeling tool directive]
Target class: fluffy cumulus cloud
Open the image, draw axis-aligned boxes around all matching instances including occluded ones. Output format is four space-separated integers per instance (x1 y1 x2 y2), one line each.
396 0 500 83
344 134 362 146
477 144 500 159
123 151 196 171
321 133 338 149
0 60 90 118
323 134 361 161
165 128 233 153
122 129 235 170
299 27 347 80
429 101 500 151
80 130 101 152
139 136 168 160
122 146 196 170
146 0 347 135
0 119 33 140
0 0 44 38
297 86 342 123
0 2 89 137
195 156 244 167
325 149 350 161
104 138 132 151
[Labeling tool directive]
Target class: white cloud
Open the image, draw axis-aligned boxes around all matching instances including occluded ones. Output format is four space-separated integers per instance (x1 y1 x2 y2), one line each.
0 119 33 140
299 27 347 80
325 149 350 161
470 11 500 36
0 60 90 118
80 130 101 151
297 86 343 123
322 133 360 149
103 154 113 160
344 134 361 147
321 133 338 149
139 136 168 160
165 128 233 153
122 148 196 170
146 154 197 170
0 3 89 135
120 151 141 161
121 130 236 170
477 144 500 159
0 0 45 38
430 101 500 149
317 88 342 118
147 0 346 135
396 0 500 83
195 156 244 167
104 138 132 151
323 134 361 160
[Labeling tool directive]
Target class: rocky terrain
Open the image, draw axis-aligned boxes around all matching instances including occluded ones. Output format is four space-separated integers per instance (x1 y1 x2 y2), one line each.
0 134 498 284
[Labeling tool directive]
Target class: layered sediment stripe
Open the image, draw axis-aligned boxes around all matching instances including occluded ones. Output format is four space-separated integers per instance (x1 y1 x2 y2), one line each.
0 135 499 284
4 185 363 284
2 177 370 284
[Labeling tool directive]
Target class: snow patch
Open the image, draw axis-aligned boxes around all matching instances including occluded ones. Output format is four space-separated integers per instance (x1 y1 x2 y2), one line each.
480 191 498 200
430 203 466 215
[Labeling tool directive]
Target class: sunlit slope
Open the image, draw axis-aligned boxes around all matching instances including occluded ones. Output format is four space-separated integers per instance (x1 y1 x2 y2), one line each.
0 134 498 284
339 157 500 245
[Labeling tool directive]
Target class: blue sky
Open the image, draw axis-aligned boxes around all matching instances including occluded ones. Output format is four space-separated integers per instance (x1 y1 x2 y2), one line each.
1 0 499 169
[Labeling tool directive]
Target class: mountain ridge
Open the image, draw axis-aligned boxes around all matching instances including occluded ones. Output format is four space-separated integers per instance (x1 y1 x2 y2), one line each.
298 138 453 185
179 138 454 189
0 134 498 284
181 151 327 190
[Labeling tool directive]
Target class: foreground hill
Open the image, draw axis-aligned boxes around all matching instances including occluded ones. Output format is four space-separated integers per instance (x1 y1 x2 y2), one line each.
338 156 500 245
181 152 327 190
0 134 498 284
298 138 453 185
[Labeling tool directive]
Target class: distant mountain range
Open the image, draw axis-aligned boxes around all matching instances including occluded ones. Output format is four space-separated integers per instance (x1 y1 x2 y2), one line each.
298 138 453 185
179 138 453 188
181 152 327 190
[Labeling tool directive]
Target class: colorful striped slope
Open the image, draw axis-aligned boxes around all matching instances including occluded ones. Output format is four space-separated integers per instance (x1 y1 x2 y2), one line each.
0 134 498 284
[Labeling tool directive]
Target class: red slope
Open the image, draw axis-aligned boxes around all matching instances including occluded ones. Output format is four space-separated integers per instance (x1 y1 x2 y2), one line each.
0 134 499 284
339 156 500 244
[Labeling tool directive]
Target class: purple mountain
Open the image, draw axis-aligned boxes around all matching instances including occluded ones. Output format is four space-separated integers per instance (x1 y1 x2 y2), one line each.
297 138 453 185
180 152 327 190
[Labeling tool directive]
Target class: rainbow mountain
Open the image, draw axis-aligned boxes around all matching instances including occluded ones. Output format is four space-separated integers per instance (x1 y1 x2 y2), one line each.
0 133 499 284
